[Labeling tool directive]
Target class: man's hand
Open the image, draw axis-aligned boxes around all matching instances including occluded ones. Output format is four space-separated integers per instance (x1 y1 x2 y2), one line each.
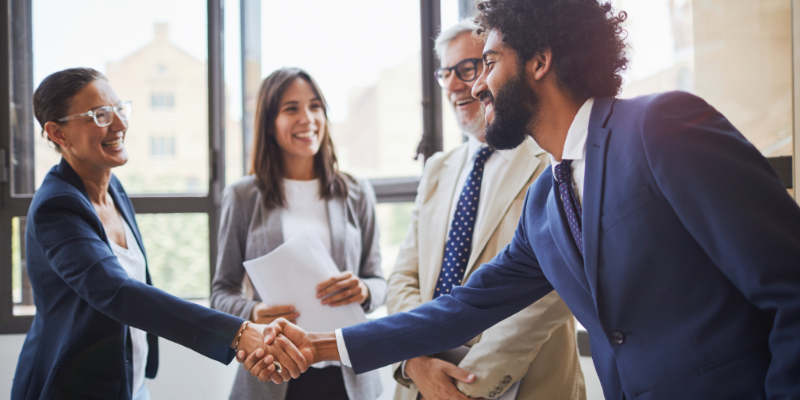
316 272 370 306
251 303 299 324
232 321 308 383
405 356 481 400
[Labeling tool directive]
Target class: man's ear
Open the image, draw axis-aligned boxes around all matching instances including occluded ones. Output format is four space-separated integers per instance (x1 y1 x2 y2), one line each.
525 47 554 81
44 121 70 150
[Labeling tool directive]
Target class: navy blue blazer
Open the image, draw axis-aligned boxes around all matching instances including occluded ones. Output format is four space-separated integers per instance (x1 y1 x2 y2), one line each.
342 91 800 399
12 159 245 400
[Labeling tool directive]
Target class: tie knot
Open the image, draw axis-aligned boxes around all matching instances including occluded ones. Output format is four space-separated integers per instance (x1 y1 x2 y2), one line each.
554 159 573 184
473 147 494 166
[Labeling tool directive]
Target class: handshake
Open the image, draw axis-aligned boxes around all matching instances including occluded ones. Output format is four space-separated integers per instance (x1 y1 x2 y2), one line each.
233 319 338 384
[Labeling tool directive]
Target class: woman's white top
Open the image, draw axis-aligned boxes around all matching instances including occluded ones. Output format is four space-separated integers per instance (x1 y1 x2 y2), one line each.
281 179 332 254
108 218 149 396
280 178 340 368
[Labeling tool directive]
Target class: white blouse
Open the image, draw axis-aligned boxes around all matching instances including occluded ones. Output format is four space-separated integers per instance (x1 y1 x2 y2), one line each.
280 178 340 368
109 218 149 396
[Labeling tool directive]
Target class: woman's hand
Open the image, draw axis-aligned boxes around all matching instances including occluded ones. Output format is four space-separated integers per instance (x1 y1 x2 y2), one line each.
251 303 299 324
315 272 370 307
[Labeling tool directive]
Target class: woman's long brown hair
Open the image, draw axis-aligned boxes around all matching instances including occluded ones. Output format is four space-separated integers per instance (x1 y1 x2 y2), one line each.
249 68 348 210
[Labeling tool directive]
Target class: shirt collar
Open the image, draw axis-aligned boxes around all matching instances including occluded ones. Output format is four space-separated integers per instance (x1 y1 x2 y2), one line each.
549 97 595 166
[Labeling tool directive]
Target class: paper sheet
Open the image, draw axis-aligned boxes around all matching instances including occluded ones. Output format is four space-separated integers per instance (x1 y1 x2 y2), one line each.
243 227 367 333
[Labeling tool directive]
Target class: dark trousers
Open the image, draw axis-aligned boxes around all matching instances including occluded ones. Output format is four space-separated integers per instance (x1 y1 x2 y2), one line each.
285 366 349 400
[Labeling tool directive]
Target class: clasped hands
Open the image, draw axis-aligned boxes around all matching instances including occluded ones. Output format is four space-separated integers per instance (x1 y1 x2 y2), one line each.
235 272 368 384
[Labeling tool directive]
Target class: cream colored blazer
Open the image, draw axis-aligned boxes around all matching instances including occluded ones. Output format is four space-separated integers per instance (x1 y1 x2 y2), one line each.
387 138 586 400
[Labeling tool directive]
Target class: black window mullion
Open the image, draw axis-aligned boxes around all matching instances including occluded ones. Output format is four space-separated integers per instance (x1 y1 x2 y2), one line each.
418 0 443 162
208 0 226 287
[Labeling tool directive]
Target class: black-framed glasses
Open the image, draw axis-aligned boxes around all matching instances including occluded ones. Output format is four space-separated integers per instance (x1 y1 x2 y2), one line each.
434 58 483 87
58 101 132 128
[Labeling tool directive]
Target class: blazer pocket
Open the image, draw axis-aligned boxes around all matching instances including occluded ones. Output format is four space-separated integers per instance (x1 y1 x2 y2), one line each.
53 363 121 399
601 184 656 232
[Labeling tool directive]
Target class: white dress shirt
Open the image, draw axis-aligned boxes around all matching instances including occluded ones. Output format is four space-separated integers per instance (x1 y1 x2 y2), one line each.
549 97 595 206
109 219 149 397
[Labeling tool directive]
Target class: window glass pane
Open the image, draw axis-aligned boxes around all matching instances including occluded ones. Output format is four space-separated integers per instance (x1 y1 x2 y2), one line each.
12 217 36 316
616 0 792 156
137 213 209 299
441 0 461 32
225 0 245 184
375 202 415 278
30 0 209 194
260 1 424 179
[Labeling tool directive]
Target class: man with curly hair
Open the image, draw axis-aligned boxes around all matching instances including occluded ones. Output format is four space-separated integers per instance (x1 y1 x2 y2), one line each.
242 1 800 398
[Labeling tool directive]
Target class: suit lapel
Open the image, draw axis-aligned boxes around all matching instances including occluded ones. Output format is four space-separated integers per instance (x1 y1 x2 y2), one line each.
465 138 542 277
547 180 592 296
260 202 284 256
583 97 616 298
423 145 469 301
327 195 347 271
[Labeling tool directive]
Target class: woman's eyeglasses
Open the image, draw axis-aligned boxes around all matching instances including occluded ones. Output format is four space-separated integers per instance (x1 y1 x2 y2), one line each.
58 101 132 128
434 58 483 87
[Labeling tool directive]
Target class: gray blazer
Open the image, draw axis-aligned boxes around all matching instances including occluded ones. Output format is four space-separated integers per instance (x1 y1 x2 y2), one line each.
210 175 385 400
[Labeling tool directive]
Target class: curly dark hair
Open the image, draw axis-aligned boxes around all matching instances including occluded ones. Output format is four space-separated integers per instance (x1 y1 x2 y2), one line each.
475 0 629 98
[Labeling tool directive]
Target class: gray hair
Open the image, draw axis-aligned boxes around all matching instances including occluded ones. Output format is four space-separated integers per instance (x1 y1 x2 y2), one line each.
434 19 480 62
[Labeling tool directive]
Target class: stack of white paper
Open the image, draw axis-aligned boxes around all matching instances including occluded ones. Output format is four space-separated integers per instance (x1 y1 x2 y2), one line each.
243 227 367 333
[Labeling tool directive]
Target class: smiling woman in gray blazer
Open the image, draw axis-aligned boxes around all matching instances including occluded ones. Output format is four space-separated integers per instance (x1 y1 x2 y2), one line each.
210 68 385 400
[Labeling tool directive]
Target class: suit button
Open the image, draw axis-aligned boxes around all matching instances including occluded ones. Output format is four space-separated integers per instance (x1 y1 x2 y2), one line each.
611 331 625 345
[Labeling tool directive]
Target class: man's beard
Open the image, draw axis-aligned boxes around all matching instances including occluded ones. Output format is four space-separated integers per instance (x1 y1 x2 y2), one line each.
481 68 540 150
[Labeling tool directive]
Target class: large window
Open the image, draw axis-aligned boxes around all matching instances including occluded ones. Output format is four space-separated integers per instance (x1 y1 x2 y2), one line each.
1 0 795 335
0 0 437 333
615 0 793 157
0 0 228 332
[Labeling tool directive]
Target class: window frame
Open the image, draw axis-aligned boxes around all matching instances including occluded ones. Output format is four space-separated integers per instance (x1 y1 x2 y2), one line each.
0 0 227 334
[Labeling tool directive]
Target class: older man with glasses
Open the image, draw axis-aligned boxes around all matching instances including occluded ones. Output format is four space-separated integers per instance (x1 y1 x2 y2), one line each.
384 20 586 400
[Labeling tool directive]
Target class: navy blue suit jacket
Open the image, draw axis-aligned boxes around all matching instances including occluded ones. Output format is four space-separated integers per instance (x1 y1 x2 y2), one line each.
342 92 800 399
11 159 244 400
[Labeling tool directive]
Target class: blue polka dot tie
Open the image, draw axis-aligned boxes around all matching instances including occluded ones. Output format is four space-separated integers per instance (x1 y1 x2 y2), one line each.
434 147 494 298
553 160 584 257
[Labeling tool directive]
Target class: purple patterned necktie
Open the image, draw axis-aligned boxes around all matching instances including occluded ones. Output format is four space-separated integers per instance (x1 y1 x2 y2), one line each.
554 160 584 257
433 147 495 298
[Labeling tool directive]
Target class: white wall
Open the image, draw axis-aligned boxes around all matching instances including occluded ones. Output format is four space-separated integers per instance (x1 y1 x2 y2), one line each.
0 334 603 399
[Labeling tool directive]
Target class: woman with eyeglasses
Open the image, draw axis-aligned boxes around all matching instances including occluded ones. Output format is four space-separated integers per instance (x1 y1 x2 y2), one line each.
210 67 385 400
11 68 306 400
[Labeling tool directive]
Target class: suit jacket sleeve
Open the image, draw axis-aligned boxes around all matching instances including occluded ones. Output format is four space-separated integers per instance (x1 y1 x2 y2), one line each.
31 193 244 364
385 165 429 386
210 184 260 320
342 189 555 374
354 178 387 313
641 91 800 397
456 289 573 398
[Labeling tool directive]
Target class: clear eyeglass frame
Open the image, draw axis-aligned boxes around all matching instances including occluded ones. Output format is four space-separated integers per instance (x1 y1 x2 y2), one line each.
57 100 132 127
